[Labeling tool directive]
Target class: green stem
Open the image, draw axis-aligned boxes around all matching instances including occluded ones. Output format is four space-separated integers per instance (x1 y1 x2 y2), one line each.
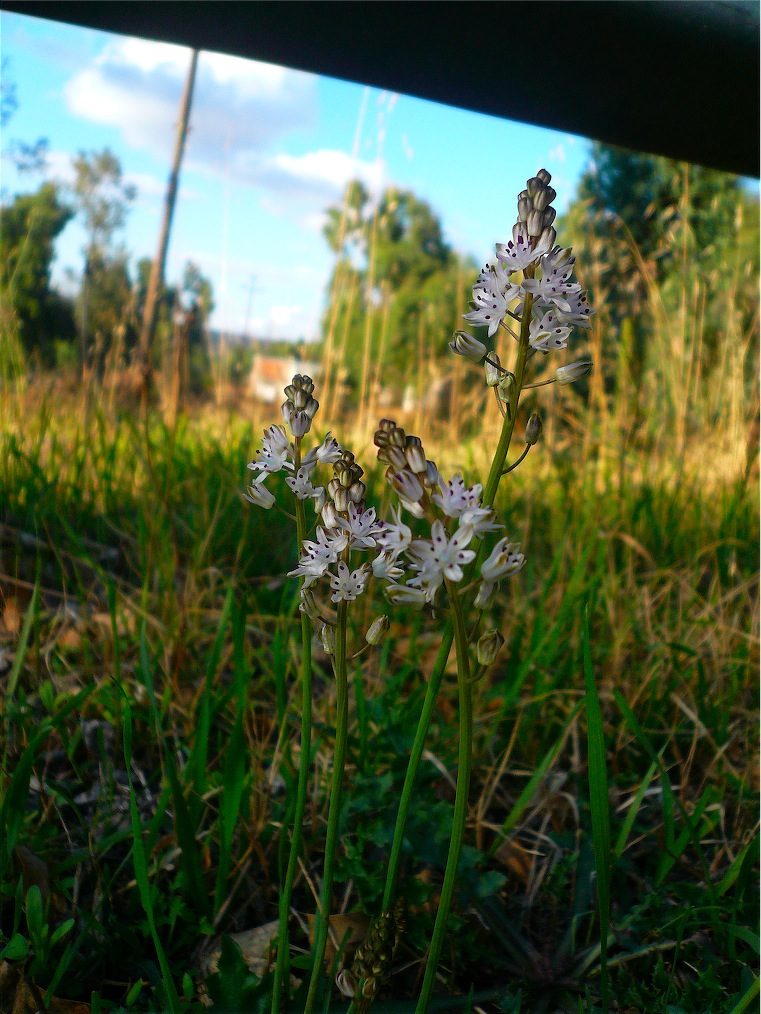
415 579 473 1013
368 291 535 1010
382 621 454 913
304 598 349 1014
272 443 312 1014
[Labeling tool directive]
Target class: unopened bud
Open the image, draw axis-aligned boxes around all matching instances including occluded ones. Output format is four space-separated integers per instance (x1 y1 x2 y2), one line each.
388 468 424 503
484 353 502 387
320 624 335 655
538 226 557 249
299 589 321 621
497 372 516 403
404 437 427 474
542 206 557 228
290 410 310 438
333 486 350 511
449 330 488 364
476 629 505 666
556 358 593 385
526 176 544 198
348 480 366 503
536 168 552 185
366 615 390 645
533 186 556 212
527 209 544 237
517 196 532 222
474 580 496 610
525 412 543 445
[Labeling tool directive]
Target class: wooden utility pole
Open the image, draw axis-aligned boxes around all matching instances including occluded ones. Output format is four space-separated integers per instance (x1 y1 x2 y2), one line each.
138 48 199 396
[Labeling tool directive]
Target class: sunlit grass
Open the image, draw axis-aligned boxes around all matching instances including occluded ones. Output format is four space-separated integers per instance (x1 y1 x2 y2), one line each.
1 376 757 1010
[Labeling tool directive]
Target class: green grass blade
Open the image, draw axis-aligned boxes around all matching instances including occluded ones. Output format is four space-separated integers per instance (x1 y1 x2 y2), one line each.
5 579 37 704
139 625 211 919
122 695 181 1012
613 758 659 860
730 976 760 1014
582 603 611 1014
487 700 583 857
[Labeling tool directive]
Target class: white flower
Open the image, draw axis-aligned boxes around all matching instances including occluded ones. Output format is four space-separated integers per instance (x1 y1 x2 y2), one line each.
481 538 525 582
495 222 551 273
336 503 385 551
384 583 427 609
244 477 276 509
407 520 476 596
330 561 370 602
372 551 405 582
285 466 319 500
302 432 343 472
458 506 502 539
376 506 412 556
249 424 292 475
529 309 572 353
432 474 483 519
521 275 581 314
288 526 348 588
554 287 596 329
462 269 519 338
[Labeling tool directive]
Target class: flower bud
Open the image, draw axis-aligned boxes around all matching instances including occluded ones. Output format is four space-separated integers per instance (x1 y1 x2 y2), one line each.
320 623 335 655
497 372 516 403
404 436 427 474
538 226 557 250
484 353 502 387
474 580 496 609
299 589 321 621
525 412 543 445
244 479 275 509
388 468 424 503
423 460 439 488
526 176 544 197
536 168 552 185
527 209 544 237
366 615 390 645
333 486 350 511
533 186 556 212
517 196 532 222
476 629 505 666
556 358 593 385
449 331 488 364
348 480 366 503
542 206 557 228
289 410 310 438
322 501 340 529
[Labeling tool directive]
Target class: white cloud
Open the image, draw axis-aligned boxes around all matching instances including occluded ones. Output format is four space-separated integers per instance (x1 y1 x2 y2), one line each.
248 149 386 219
548 143 566 164
64 37 316 173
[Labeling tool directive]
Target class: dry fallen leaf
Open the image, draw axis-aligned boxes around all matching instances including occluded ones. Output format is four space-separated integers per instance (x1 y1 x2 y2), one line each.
1 597 22 637
306 911 370 965
493 838 533 884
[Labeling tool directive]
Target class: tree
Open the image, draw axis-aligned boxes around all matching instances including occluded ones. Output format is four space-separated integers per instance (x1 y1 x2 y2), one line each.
0 182 77 365
70 148 137 371
320 181 477 401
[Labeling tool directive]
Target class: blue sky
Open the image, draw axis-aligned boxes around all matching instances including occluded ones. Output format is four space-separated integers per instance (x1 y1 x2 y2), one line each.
1 9 594 341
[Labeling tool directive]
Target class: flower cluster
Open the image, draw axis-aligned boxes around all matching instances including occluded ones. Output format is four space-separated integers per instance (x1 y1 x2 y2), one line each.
455 169 594 356
289 449 386 606
372 420 523 608
244 374 342 511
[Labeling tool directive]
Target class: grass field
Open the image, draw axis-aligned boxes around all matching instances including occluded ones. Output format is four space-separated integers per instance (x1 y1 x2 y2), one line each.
1 365 758 1013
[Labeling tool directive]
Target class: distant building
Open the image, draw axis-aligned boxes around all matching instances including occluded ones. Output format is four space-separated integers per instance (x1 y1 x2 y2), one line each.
249 352 321 403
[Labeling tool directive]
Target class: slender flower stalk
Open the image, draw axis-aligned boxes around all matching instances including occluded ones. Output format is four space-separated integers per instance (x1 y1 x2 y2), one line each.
304 598 349 1014
415 578 473 1013
272 437 312 1013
